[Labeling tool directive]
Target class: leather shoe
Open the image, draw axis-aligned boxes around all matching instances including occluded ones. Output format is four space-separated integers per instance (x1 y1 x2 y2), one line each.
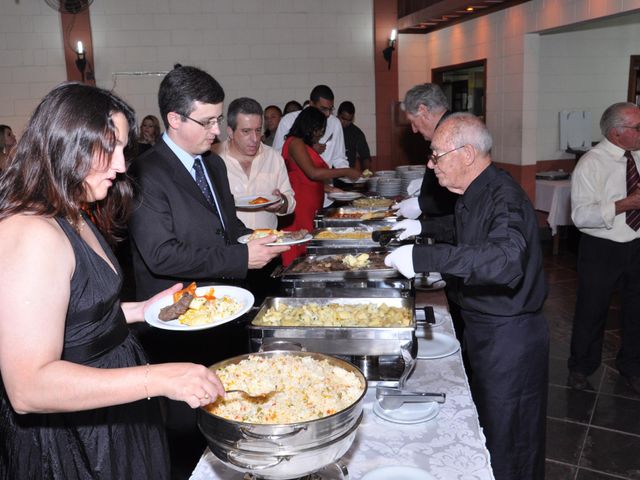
567 371 590 390
624 375 640 395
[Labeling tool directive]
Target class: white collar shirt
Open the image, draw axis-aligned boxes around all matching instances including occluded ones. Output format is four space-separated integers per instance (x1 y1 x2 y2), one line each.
219 139 296 230
571 137 640 242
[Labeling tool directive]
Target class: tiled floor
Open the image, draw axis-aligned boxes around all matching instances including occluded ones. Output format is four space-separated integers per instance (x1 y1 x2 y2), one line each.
543 240 640 480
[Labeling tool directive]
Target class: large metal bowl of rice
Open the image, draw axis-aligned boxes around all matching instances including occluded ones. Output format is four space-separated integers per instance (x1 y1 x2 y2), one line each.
197 350 367 479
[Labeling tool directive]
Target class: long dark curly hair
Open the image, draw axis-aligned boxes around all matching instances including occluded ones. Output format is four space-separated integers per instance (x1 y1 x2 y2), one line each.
0 82 136 244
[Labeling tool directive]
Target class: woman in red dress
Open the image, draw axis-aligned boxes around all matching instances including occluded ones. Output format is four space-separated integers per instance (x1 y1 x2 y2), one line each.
281 107 360 265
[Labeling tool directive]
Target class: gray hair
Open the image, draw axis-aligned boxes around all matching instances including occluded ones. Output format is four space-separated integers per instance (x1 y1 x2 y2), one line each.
600 102 638 137
227 97 263 131
402 83 448 115
440 112 492 155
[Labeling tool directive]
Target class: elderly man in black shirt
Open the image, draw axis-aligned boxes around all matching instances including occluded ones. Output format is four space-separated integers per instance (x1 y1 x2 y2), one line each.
386 112 549 480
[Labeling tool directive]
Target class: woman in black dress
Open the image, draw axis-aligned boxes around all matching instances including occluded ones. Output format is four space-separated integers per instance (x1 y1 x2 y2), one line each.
0 83 225 479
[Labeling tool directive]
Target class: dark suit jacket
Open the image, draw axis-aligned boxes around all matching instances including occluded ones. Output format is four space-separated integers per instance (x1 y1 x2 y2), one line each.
128 139 251 300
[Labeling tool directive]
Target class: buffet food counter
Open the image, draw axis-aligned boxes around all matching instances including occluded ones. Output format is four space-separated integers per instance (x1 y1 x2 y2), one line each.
190 288 495 480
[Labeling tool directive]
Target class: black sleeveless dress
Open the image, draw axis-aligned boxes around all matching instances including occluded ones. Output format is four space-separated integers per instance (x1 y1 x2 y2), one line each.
0 216 170 479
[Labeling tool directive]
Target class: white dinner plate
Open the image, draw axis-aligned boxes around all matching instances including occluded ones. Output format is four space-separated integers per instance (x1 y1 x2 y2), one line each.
237 233 313 246
362 465 436 480
329 191 364 201
234 194 279 209
417 332 460 359
144 285 254 331
339 176 368 184
373 401 440 425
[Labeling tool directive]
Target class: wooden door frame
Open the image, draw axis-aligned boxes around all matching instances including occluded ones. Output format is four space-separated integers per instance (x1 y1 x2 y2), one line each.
432 59 487 117
628 55 640 104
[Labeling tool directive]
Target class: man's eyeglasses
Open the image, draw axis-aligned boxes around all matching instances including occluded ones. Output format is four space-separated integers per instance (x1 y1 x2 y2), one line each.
620 124 640 132
182 114 225 130
428 145 465 165
317 106 335 114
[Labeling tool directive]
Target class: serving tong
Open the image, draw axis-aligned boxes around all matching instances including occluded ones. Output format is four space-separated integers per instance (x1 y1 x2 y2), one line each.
371 229 400 247
376 386 446 410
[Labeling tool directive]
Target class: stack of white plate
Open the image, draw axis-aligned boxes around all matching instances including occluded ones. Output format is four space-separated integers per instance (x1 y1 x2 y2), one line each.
399 169 425 195
367 176 379 193
376 177 403 197
374 170 397 179
395 165 412 175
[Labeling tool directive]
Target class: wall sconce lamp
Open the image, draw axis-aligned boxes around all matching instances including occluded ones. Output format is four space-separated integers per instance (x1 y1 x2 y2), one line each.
75 41 87 82
382 29 397 70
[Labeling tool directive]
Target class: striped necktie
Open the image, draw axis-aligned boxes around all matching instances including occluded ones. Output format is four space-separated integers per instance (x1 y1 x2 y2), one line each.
193 157 225 232
625 151 640 231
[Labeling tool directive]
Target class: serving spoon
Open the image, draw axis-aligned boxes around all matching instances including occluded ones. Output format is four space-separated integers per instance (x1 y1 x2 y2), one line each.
225 388 279 400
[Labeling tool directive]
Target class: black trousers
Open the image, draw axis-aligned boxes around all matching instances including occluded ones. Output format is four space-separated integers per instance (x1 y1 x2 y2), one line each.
463 310 549 480
569 234 640 377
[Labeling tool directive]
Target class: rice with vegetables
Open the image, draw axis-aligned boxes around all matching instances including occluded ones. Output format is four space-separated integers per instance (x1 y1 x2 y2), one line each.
205 355 363 424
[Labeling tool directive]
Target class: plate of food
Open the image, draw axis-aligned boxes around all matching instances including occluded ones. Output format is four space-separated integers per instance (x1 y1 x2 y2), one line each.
328 191 363 201
237 229 312 246
145 283 254 331
235 194 279 209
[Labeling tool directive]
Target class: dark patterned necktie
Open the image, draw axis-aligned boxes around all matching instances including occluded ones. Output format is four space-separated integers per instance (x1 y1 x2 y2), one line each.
626 151 640 231
193 157 226 232
193 157 215 206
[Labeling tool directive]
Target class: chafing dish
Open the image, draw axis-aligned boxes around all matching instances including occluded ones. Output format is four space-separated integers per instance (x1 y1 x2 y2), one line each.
272 250 413 297
248 297 417 387
315 207 397 228
348 196 396 210
197 350 366 480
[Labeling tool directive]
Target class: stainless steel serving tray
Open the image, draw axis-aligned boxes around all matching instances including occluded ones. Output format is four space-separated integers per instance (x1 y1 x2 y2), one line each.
248 297 415 357
346 196 396 210
274 252 398 281
315 207 397 228
309 226 390 248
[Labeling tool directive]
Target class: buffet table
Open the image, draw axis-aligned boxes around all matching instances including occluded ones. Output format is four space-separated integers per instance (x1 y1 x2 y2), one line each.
190 288 495 480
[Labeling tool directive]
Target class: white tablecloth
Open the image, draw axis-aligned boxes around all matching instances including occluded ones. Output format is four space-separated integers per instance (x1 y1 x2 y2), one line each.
190 293 495 480
534 179 572 235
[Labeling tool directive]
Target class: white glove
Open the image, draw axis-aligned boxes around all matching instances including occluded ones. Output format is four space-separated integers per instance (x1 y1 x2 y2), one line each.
391 219 422 241
384 245 416 279
392 197 422 219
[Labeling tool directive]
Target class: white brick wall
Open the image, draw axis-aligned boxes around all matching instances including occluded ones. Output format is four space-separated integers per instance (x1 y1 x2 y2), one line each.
92 0 376 152
398 0 640 166
0 2 66 132
0 0 376 155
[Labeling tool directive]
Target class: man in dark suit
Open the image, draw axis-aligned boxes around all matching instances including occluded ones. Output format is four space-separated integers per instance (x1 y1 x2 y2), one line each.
129 65 288 300
127 65 289 475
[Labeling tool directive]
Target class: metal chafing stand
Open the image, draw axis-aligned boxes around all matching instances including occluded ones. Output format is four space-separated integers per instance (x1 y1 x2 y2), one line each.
314 207 397 228
271 250 413 298
248 296 417 388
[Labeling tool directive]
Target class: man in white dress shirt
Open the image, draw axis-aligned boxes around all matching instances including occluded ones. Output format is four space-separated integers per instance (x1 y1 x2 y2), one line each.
273 85 349 206
217 97 295 230
569 102 640 394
